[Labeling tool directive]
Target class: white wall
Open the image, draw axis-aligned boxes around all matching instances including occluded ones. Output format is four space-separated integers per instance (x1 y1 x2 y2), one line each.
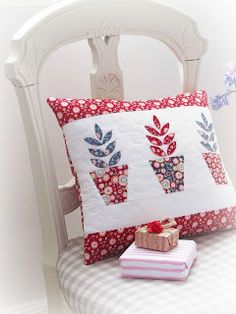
1 0 236 312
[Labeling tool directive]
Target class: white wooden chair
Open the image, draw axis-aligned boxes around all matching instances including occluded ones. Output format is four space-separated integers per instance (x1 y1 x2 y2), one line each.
5 1 236 313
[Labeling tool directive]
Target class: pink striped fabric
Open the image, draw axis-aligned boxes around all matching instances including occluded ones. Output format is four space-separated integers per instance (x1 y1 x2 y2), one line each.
119 240 197 281
121 273 188 281
121 265 188 272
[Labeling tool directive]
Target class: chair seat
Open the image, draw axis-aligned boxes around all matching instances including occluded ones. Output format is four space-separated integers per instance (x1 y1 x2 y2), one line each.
57 229 236 314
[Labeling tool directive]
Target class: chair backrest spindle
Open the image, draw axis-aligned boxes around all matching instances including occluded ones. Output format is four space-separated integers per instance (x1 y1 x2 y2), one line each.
89 35 124 100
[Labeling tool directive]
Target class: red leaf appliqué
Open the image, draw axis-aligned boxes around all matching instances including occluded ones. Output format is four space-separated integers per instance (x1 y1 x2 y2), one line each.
145 126 160 136
146 135 162 146
150 146 167 156
145 116 176 157
160 123 170 136
167 141 176 155
153 115 161 129
163 133 175 145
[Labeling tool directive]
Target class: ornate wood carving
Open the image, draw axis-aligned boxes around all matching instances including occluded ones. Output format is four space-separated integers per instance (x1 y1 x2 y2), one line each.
89 34 124 100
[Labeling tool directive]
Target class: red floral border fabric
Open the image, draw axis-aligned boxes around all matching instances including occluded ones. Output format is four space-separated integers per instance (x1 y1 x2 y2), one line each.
84 206 236 264
47 90 208 127
203 153 227 185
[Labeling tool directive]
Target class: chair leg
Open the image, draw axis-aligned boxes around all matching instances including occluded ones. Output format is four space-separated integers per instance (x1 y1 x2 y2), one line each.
43 264 72 314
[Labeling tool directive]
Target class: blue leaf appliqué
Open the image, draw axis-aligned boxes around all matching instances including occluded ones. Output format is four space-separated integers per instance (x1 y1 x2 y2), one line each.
197 130 209 141
209 132 215 141
201 141 214 152
109 151 121 166
105 141 116 156
196 113 218 153
102 131 112 145
89 148 106 157
84 137 102 146
201 113 208 126
95 123 103 140
196 121 209 132
212 143 217 152
208 123 213 132
91 159 108 168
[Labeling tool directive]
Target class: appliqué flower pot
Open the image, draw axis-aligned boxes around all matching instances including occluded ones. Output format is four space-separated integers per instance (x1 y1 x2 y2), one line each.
203 152 227 185
145 115 184 193
196 113 227 185
149 156 184 193
84 123 128 205
90 165 128 205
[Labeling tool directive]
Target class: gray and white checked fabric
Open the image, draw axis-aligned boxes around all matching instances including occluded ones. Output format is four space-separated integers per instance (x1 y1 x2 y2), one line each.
57 229 236 314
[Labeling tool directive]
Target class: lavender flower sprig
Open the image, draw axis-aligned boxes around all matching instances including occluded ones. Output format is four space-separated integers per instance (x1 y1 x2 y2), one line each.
211 63 236 110
211 90 231 110
224 73 236 87
224 63 236 88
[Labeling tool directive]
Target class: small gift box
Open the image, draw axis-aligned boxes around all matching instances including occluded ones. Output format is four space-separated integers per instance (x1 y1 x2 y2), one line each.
120 240 197 281
135 219 179 252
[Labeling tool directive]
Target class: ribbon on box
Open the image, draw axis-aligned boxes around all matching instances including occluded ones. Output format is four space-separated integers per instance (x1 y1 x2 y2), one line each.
138 218 177 234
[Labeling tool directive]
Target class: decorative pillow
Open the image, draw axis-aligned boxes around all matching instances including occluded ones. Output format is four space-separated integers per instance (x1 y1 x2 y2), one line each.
48 91 236 265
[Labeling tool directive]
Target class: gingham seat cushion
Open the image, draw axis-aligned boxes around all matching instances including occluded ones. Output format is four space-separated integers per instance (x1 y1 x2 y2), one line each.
57 230 236 314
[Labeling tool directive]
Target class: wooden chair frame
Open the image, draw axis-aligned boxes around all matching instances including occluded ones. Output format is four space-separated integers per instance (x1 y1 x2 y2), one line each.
5 0 207 312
